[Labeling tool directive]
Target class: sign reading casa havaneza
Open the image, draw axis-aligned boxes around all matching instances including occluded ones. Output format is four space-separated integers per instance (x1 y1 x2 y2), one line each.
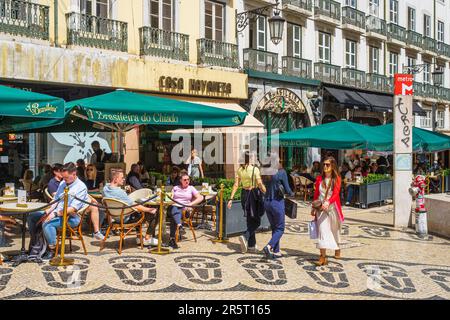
25 103 58 116
86 110 179 124
257 88 305 113
159 76 232 94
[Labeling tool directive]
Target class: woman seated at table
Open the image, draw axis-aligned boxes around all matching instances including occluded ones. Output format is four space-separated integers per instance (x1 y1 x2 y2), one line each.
345 166 362 206
85 164 103 192
166 173 204 249
126 164 143 191
137 161 150 184
20 169 39 193
166 166 181 186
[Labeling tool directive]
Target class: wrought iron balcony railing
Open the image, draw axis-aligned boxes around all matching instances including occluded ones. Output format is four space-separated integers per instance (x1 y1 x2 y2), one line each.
423 36 436 52
282 56 312 78
139 27 189 61
314 0 340 20
366 73 390 92
197 38 239 68
0 0 49 40
437 42 450 58
243 48 278 73
282 0 312 11
365 15 387 36
387 23 406 43
342 68 365 88
413 81 426 97
66 12 128 52
406 30 423 48
341 6 365 29
314 62 340 84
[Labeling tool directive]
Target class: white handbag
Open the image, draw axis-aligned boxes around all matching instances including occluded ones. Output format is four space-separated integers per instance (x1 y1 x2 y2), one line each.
309 220 318 240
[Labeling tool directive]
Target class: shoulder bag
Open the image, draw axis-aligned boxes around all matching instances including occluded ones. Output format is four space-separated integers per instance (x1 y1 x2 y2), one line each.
311 178 332 214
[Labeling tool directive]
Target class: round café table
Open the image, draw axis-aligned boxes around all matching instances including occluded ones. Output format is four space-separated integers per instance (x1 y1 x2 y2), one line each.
0 202 51 266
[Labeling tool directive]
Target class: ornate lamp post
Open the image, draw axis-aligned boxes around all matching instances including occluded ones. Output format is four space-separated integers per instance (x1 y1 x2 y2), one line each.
236 0 285 45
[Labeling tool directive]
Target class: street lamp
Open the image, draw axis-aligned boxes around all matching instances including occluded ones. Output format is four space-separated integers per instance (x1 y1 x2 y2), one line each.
236 0 285 45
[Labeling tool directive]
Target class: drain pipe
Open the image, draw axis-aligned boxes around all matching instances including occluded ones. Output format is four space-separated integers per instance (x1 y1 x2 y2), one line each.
54 0 58 46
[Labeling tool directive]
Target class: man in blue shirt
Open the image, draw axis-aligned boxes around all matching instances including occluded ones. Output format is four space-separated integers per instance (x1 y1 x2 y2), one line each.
27 162 91 260
47 163 63 196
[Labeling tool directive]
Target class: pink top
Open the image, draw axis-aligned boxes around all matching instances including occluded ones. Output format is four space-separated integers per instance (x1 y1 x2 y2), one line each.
172 185 199 206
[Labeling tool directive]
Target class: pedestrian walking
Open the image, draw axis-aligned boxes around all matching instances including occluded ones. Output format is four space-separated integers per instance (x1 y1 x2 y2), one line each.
228 152 266 253
311 156 344 266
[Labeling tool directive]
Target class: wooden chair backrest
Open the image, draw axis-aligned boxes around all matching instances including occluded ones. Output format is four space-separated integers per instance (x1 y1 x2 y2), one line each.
44 187 53 202
298 176 313 186
102 197 136 218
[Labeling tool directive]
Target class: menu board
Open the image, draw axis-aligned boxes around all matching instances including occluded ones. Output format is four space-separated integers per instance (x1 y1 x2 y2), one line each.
17 190 27 207
3 183 15 197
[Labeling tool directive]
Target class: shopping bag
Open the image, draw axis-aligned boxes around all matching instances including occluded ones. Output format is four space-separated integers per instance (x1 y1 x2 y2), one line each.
309 220 318 240
284 198 297 219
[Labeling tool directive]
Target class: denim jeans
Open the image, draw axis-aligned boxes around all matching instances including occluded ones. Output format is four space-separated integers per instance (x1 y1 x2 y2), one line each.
167 206 183 238
27 211 80 246
346 185 359 203
264 199 285 253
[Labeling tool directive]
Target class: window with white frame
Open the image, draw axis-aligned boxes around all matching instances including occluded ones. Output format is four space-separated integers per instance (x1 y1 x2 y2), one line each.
150 0 173 30
388 51 398 77
424 14 431 37
438 21 445 42
420 111 432 128
345 0 357 8
205 0 224 42
79 0 110 34
318 31 331 64
345 39 357 68
437 110 445 129
390 0 398 24
369 46 379 73
250 15 267 64
407 56 416 80
407 7 415 31
287 23 301 58
368 0 379 16
423 62 431 84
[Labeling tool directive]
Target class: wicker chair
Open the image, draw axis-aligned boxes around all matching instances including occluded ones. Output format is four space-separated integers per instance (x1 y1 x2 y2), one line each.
174 208 197 244
101 198 145 254
128 188 153 203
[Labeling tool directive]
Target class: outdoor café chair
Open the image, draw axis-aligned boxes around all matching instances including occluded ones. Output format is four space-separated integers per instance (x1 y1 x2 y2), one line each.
175 208 197 244
290 175 302 197
101 197 145 254
44 187 53 203
128 188 153 203
55 201 91 256
298 176 314 201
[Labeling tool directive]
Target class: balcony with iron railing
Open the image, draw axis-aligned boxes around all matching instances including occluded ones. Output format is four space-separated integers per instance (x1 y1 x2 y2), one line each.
341 6 365 30
139 27 189 61
387 23 406 44
0 0 49 40
314 62 340 84
342 68 365 88
197 38 239 68
66 12 128 52
437 42 450 58
423 36 436 54
365 15 387 38
281 0 313 15
406 30 423 49
366 73 391 92
313 0 341 22
413 81 426 97
243 48 278 73
282 56 312 79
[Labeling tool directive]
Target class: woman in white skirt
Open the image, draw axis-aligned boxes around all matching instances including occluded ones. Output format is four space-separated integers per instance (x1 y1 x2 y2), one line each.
311 156 345 266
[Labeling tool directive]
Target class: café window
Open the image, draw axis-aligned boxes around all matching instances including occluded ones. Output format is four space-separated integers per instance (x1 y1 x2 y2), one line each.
407 7 415 31
318 31 331 63
79 0 111 34
420 111 432 128
287 23 301 58
150 0 173 31
205 0 224 42
423 62 431 84
438 21 445 42
389 0 398 24
345 0 357 8
368 0 379 17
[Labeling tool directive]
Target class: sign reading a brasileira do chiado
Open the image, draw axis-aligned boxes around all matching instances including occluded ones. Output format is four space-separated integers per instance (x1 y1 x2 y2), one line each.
85 109 180 124
257 88 305 114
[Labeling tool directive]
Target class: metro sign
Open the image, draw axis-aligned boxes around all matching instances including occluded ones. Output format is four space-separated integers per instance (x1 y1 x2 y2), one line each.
394 74 414 96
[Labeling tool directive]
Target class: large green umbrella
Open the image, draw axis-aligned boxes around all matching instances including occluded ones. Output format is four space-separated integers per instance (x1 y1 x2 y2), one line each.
271 120 394 151
0 85 66 132
376 124 450 152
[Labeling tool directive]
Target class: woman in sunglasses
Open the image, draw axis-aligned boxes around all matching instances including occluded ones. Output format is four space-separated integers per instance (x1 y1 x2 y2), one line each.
85 164 103 192
311 156 344 266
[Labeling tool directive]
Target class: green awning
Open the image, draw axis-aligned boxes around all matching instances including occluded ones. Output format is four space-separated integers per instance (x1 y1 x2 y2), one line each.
66 89 247 128
0 85 66 132
271 120 394 151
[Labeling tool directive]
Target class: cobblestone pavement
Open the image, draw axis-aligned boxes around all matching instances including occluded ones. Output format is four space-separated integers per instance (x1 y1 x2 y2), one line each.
0 203 449 300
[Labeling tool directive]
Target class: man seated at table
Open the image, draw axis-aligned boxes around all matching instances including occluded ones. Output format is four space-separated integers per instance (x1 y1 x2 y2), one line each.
345 166 362 206
166 173 204 249
27 162 97 260
102 169 158 246
47 163 63 196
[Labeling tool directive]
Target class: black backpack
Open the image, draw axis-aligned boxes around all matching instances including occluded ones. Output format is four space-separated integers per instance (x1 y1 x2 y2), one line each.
28 225 48 262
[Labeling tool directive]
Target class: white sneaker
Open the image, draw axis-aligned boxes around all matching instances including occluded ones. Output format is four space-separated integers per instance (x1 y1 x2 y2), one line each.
248 245 259 253
150 237 159 246
142 238 152 246
93 231 105 241
239 235 248 253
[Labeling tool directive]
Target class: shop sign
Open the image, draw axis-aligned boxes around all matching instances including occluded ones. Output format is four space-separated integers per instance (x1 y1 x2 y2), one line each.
86 109 179 124
394 74 414 96
257 88 305 114
159 76 232 95
25 102 58 115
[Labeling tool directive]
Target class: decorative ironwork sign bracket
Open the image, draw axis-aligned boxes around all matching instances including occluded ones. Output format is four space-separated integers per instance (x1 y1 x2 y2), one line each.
236 2 280 32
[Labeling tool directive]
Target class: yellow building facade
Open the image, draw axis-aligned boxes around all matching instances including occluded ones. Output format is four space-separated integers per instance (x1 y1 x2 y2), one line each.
0 0 251 176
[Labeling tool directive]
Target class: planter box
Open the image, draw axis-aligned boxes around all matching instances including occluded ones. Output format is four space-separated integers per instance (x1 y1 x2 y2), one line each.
215 199 270 238
359 180 393 208
444 176 450 192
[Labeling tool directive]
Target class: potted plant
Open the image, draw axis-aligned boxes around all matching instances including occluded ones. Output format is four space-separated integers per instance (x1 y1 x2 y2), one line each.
215 179 270 238
358 174 393 208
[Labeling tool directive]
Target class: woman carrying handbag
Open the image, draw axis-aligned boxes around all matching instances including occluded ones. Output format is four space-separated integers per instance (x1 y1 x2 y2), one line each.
311 156 344 266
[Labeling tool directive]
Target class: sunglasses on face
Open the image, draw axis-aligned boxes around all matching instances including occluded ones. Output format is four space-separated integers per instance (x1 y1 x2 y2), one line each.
86 169 94 172
182 178 190 181
324 163 331 167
